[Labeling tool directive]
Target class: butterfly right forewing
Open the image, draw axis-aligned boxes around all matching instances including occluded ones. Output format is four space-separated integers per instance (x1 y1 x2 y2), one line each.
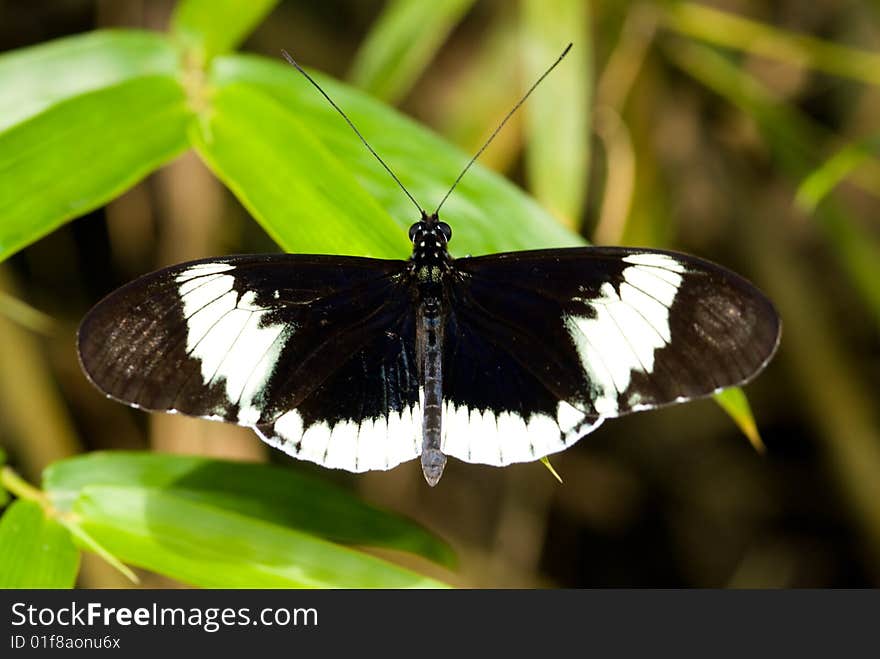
457 247 779 415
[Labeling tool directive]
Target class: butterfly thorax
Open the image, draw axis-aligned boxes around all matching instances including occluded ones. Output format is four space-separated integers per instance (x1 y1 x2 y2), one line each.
408 213 453 312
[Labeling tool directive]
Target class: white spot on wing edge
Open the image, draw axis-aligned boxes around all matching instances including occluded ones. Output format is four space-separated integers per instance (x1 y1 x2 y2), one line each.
297 421 331 464
440 401 604 467
255 407 421 474
323 420 360 469
622 252 686 272
355 416 386 471
274 409 303 439
175 262 235 282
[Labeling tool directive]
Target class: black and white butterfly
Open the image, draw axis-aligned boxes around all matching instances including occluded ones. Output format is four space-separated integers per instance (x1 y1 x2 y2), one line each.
77 46 780 486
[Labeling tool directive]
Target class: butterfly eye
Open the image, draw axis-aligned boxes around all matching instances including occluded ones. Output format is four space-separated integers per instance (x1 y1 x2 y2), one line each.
438 222 452 242
408 223 423 242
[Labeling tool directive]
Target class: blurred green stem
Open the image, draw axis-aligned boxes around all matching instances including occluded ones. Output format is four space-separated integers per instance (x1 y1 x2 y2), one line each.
1 465 47 507
592 4 657 245
349 0 476 103
520 0 592 227
0 291 54 334
665 41 880 326
662 2 880 86
0 465 139 583
596 3 657 112
748 195 880 583
439 13 524 172
0 268 82 480
796 135 880 212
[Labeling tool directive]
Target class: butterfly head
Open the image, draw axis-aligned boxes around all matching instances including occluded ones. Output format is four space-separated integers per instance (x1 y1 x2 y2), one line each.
409 212 452 262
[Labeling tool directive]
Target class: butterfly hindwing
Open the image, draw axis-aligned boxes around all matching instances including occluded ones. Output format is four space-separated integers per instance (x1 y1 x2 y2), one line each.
441 302 602 466
255 309 423 472
78 254 421 468
449 247 780 430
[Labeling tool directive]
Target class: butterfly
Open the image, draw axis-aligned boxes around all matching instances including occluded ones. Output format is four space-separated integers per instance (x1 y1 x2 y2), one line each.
77 46 781 486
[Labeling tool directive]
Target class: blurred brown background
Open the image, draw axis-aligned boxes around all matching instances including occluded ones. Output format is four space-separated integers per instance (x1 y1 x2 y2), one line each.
1 0 879 587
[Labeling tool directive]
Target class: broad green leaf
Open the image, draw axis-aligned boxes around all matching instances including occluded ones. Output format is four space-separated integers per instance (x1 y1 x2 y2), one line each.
0 30 178 132
45 451 454 567
520 0 592 227
210 54 581 256
191 82 408 257
662 2 880 86
797 134 880 211
172 0 280 62
0 500 79 588
349 0 476 103
0 76 192 262
73 486 448 588
713 388 765 453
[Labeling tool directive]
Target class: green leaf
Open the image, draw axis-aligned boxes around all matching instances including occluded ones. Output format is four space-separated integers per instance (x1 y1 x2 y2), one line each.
210 54 581 256
0 30 178 132
73 486 448 588
58 517 139 584
0 500 79 588
0 76 192 262
349 0 476 103
44 451 454 567
172 0 280 62
713 388 765 453
191 82 409 257
520 0 592 227
796 134 880 212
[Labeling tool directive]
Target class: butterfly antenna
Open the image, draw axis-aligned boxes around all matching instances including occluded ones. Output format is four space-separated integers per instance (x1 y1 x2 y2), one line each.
434 43 573 215
281 49 425 216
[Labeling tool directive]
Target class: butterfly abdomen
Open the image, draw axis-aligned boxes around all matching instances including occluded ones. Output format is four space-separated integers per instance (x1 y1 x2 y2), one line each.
418 308 446 486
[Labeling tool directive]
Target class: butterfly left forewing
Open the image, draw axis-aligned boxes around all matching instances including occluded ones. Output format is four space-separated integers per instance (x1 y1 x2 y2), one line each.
78 254 413 431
